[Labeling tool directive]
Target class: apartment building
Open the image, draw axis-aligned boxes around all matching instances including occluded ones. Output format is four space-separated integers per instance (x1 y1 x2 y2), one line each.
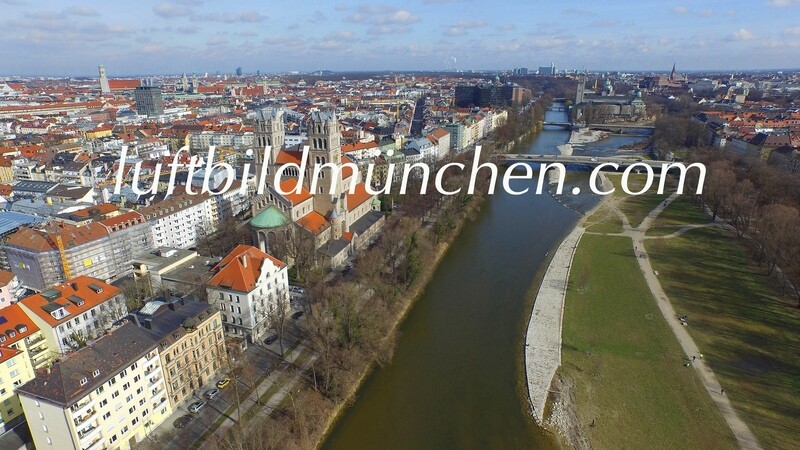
139 193 218 250
131 297 225 407
206 245 289 343
0 270 20 309
0 304 51 433
18 276 128 354
17 323 172 450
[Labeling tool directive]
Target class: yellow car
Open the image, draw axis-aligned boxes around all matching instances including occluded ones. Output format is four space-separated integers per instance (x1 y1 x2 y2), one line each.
216 378 231 389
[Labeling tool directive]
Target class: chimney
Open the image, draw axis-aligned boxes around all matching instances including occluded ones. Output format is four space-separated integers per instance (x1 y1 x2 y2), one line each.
241 254 248 268
130 315 141 327
71 282 78 291
168 303 177 311
144 319 152 330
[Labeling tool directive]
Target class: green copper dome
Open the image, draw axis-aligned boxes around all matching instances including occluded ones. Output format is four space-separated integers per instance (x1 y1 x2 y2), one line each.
250 206 290 229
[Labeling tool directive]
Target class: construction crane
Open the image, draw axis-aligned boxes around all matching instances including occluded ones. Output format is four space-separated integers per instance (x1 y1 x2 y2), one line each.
54 235 71 280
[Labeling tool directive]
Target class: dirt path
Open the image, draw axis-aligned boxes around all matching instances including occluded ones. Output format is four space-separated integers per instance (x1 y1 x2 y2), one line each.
611 194 762 450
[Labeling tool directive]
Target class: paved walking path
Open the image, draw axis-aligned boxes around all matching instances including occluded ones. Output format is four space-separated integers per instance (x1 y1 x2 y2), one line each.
621 194 762 450
524 225 584 424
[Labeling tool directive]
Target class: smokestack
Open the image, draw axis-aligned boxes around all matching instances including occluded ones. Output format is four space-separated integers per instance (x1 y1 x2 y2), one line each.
71 282 78 291
241 254 248 268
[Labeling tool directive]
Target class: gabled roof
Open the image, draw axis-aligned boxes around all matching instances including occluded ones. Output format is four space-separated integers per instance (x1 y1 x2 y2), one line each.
279 179 312 205
207 245 286 293
297 211 330 235
346 183 373 212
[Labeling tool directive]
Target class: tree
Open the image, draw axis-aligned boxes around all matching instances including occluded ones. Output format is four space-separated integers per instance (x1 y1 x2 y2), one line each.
267 292 290 357
726 179 758 238
703 160 736 221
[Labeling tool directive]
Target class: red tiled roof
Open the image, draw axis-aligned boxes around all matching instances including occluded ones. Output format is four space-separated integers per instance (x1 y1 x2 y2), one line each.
20 276 121 327
208 245 285 292
297 211 329 235
279 178 312 205
0 304 40 363
346 183 373 212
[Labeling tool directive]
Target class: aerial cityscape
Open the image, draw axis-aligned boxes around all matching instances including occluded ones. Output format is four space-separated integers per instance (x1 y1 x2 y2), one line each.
0 1 799 450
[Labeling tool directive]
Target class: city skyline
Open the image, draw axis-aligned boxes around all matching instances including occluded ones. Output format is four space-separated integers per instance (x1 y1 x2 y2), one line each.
3 0 800 76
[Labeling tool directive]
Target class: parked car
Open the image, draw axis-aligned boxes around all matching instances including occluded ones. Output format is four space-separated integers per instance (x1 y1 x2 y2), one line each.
264 335 278 345
174 415 193 428
289 286 306 295
292 311 304 320
188 401 207 414
590 157 599 162
204 389 220 400
216 378 231 389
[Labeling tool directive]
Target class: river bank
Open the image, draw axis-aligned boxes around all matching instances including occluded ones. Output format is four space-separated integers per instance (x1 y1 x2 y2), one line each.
315 125 543 449
523 173 612 444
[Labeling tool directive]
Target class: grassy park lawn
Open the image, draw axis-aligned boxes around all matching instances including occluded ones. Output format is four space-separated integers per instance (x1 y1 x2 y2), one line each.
648 227 800 449
647 194 711 236
616 174 672 228
560 234 736 449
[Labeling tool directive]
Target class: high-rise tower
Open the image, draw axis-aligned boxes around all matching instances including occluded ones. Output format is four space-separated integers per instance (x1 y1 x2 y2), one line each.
98 65 111 94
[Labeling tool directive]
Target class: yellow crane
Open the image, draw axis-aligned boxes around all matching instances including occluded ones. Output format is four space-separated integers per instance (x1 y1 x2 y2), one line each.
54 235 71 280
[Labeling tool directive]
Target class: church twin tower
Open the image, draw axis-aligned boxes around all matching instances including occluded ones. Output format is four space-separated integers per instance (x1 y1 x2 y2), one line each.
254 109 347 234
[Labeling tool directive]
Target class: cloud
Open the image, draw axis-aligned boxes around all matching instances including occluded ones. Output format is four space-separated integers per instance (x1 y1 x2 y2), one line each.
0 0 26 4
699 9 714 17
192 11 268 23
590 19 620 28
207 35 228 46
783 26 800 36
176 25 199 34
308 11 326 23
732 28 756 40
347 6 419 25
237 30 258 37
497 23 515 31
766 0 799 6
672 6 689 14
325 31 354 40
445 27 465 36
153 3 192 18
455 20 485 29
64 5 99 16
562 8 596 17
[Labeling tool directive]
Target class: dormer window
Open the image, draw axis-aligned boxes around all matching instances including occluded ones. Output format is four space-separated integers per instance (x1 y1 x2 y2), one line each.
0 335 6 343
79 377 88 386
92 369 100 377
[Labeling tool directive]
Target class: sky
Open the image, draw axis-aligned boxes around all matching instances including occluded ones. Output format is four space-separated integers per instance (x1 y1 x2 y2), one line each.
2 0 800 76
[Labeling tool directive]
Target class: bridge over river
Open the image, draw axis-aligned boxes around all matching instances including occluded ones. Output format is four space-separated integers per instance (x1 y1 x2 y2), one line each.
496 153 673 170
542 121 655 133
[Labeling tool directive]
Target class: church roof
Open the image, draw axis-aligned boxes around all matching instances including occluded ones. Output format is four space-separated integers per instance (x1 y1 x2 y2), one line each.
346 183 373 212
250 206 290 229
297 211 329 235
279 179 313 205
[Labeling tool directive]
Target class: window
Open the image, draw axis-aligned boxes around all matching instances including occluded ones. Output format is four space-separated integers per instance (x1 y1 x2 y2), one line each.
99 399 108 407
128 406 135 414
46 437 52 445
102 412 111 420
109 435 117 444
111 391 119 399
42 425 47 432
5 360 15 368
9 369 19 378
131 417 139 426
79 377 88 386
92 369 100 377
125 394 133 403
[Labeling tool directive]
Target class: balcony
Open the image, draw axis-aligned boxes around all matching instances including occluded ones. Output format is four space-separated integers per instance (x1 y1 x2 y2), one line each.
25 334 47 347
145 352 160 366
78 425 100 448
73 409 96 427
70 398 94 417
147 375 164 390
82 435 103 450
152 396 167 410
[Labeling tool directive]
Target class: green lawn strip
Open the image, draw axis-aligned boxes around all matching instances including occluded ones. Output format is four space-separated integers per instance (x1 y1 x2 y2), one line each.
648 227 800 450
649 194 710 232
192 340 305 447
614 174 672 228
561 234 736 449
242 347 314 421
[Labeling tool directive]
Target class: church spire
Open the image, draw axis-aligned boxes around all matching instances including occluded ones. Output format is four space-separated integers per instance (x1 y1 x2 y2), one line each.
670 62 677 81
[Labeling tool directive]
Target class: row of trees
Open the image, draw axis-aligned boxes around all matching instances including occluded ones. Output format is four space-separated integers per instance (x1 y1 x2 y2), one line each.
203 103 527 449
686 150 800 303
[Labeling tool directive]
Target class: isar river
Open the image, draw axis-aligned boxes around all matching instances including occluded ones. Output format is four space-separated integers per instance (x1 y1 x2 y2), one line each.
322 105 644 449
